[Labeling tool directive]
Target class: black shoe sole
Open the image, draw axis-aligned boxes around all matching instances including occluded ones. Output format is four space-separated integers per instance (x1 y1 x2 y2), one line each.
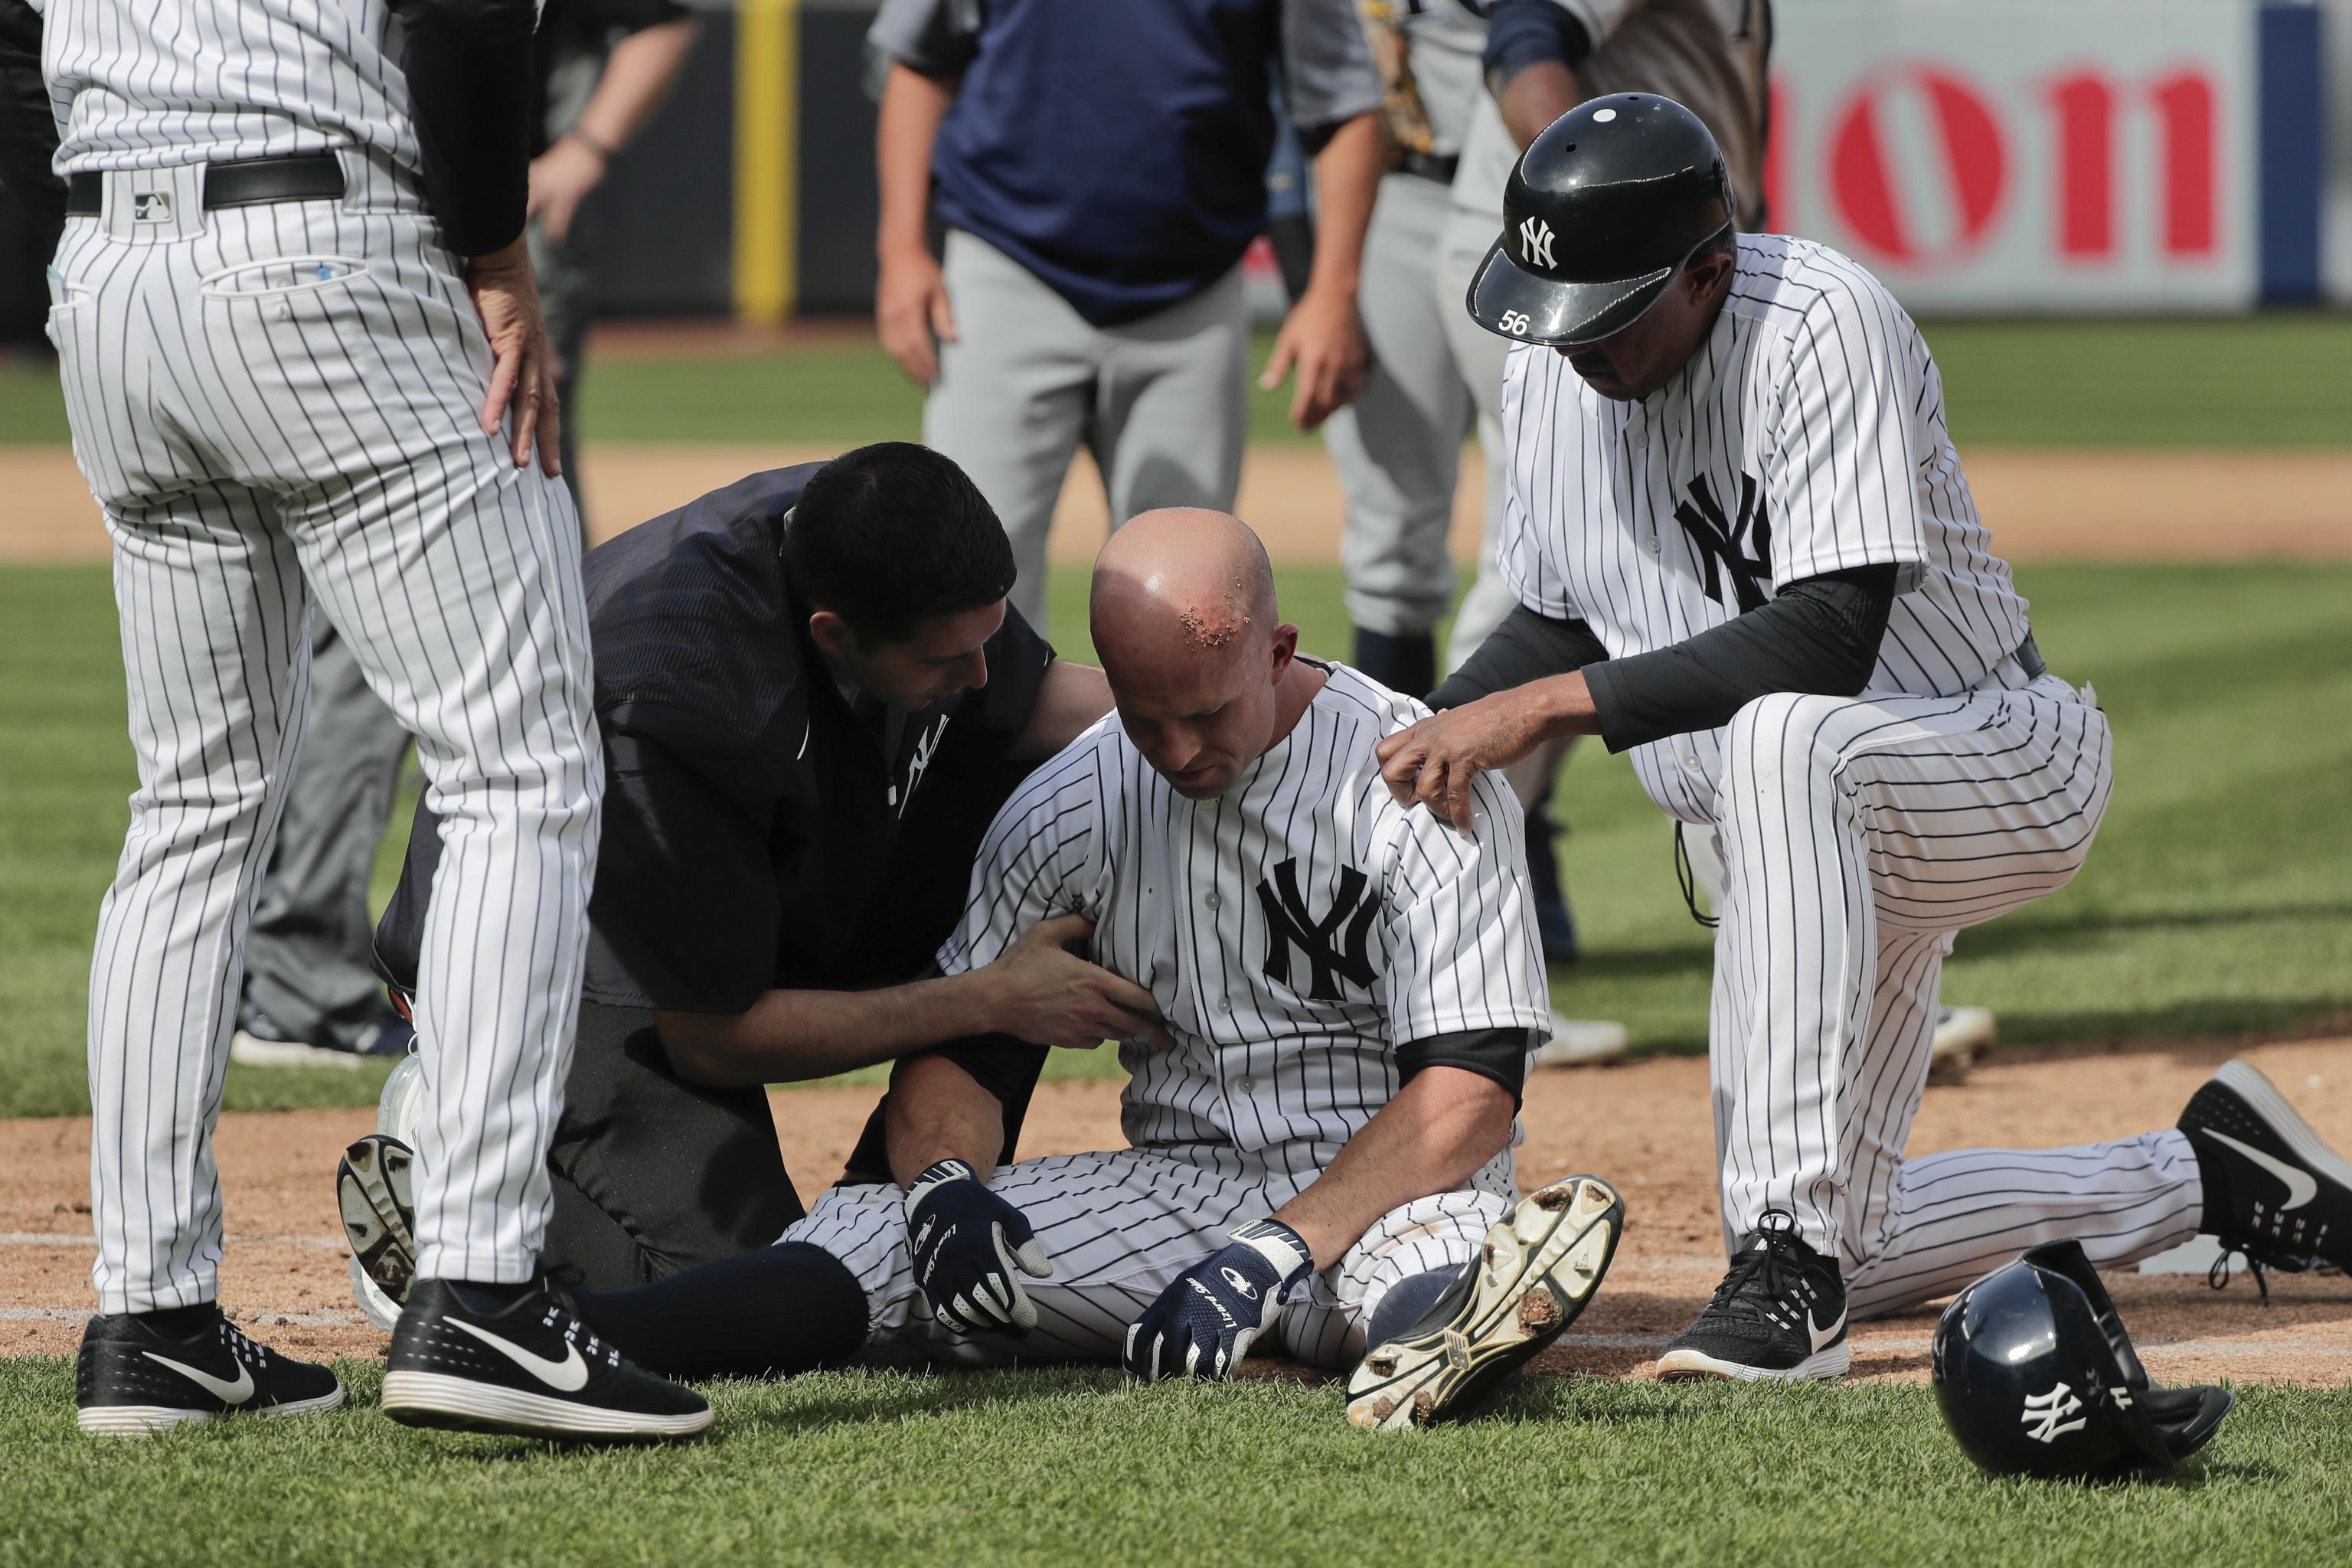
1345 1176 1623 1429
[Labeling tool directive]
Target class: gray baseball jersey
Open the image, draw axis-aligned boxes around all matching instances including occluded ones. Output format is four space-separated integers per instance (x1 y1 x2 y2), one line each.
41 0 600 1314
779 663 1552 1366
1496 233 2202 1312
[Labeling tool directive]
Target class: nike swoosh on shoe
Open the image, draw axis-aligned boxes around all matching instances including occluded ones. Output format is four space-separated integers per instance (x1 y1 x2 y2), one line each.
1808 1305 1846 1353
449 1318 590 1392
2204 1129 2320 1212
143 1352 254 1405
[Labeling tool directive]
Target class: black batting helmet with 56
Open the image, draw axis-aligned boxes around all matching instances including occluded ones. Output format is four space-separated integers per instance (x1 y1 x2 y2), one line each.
1465 93 1735 348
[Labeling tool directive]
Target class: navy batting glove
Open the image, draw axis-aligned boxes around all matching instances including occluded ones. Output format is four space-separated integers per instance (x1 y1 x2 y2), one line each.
1124 1219 1314 1380
903 1159 1052 1336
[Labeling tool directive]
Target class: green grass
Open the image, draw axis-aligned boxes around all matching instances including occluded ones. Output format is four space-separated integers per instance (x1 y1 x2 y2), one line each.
3 1360 2349 1567
2 559 2347 1119
7 314 2352 449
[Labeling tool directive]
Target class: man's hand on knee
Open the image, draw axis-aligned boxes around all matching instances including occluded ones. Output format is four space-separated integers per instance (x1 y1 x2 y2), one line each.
1123 1220 1313 1380
904 1159 1052 1335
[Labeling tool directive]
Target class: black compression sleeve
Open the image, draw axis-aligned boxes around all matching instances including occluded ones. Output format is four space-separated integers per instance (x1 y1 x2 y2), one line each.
1428 603 1609 710
1396 1026 1535 1110
398 0 537 256
1583 564 1897 752
1483 0 1595 86
0 0 62 250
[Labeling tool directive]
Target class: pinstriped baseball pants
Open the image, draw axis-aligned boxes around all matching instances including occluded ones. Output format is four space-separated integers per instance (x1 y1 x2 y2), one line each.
786 1148 1517 1369
52 165 600 1312
1708 664 2203 1317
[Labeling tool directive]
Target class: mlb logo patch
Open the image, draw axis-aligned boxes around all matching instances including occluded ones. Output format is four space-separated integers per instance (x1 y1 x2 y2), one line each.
132 191 173 223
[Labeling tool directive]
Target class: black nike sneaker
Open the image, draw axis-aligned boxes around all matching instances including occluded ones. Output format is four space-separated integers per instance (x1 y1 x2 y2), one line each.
1346 1176 1624 1429
2179 1059 2352 1271
382 1278 712 1441
76 1305 345 1436
1657 1210 1849 1383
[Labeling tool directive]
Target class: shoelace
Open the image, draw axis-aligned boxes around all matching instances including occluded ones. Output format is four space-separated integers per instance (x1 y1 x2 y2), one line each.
1705 1210 1812 1321
534 1270 622 1370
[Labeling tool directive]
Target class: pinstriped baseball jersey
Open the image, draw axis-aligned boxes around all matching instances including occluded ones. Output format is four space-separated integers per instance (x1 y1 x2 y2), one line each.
1496 232 2031 825
32 0 442 175
937 662 1551 1178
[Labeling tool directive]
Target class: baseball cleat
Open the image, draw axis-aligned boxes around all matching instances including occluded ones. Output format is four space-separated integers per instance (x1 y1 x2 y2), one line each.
382 1279 711 1442
1534 1014 1631 1070
1926 1005 1998 1085
2179 1058 2352 1272
1658 1210 1848 1383
76 1305 344 1436
1346 1175 1624 1430
230 1001 414 1070
338 1132 418 1328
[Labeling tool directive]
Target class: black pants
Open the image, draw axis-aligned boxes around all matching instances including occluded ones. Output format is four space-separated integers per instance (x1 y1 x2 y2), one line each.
542 1001 805 1291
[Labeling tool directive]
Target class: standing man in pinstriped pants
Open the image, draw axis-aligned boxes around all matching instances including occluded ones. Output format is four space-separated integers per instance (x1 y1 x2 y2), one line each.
3 0 704 1439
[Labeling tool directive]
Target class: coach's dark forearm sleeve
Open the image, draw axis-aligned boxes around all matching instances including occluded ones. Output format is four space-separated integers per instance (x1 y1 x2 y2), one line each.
398 0 538 256
0 0 63 250
1429 603 1610 711
1583 564 1898 752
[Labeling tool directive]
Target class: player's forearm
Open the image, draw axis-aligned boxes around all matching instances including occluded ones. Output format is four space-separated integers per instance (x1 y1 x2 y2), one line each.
1301 113 1382 302
1484 0 1592 149
655 969 1008 1087
1271 1068 1517 1269
884 1054 1014 1187
876 63 953 263
568 15 701 158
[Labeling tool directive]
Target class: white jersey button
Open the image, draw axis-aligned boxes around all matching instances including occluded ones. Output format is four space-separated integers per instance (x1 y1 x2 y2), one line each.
1205 892 1221 910
1682 754 1704 775
1236 1076 1257 1093
1216 997 1232 1014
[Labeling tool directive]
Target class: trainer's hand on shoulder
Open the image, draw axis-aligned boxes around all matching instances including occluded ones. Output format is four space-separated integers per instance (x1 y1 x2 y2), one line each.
877 244 957 387
1124 1220 1314 1380
982 913 1174 1051
1260 283 1368 432
904 1158 1052 1336
463 234 563 477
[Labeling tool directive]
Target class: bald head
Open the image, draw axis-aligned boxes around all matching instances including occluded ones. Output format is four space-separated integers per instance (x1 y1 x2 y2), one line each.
1090 508 1277 675
1087 510 1312 798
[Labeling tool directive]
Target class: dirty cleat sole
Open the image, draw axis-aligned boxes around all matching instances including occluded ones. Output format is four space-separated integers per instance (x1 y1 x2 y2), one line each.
338 1133 418 1318
1346 1175 1624 1430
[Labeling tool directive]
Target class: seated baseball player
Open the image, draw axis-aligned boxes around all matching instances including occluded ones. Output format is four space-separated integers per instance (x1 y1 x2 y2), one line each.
488 508 1626 1428
341 443 1164 1311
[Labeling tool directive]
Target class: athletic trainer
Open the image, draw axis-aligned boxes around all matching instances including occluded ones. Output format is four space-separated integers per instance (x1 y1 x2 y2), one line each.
342 444 1153 1314
1377 96 2352 1380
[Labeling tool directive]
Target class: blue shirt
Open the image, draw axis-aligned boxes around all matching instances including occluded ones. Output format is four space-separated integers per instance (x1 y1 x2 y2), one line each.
872 0 1380 326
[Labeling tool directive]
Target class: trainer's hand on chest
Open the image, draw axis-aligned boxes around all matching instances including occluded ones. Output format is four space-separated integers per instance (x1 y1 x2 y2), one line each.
903 1160 1053 1337
983 913 1174 1051
1124 1221 1315 1381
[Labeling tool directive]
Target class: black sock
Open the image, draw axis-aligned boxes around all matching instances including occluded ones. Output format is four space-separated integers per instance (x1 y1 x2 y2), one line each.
574 1243 868 1380
136 1302 223 1339
1352 628 1437 701
449 1280 535 1315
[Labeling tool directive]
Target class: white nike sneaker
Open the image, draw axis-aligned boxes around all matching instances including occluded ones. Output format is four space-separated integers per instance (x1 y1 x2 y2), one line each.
2178 1059 2352 1272
1927 1005 1998 1084
383 1279 710 1441
1533 1014 1631 1069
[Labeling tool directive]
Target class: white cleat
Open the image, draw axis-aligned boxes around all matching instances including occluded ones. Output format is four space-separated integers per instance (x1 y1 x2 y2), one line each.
1346 1175 1625 1430
1928 1005 1998 1085
338 1132 418 1330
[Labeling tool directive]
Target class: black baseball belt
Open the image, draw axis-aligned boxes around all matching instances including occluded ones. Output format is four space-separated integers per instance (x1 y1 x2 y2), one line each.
1398 150 1459 185
65 153 347 217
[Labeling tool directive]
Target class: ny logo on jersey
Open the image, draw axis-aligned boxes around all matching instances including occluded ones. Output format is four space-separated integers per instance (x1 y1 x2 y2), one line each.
1256 858 1380 1002
2020 1382 2088 1444
1673 472 1774 612
1519 216 1557 270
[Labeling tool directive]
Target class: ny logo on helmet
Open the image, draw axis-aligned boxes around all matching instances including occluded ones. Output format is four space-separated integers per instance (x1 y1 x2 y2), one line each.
2020 1382 2088 1443
1520 216 1556 270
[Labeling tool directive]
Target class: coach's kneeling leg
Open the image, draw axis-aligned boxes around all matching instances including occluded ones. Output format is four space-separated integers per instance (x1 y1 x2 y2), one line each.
572 1242 869 1381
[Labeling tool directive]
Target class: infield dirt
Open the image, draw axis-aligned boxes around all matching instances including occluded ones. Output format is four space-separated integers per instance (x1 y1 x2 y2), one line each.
8 1032 2350 1386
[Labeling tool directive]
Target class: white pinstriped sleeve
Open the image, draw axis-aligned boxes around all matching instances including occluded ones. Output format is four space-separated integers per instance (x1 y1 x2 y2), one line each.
1493 344 1583 622
1376 769 1553 1044
935 726 1112 978
1765 274 1932 592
